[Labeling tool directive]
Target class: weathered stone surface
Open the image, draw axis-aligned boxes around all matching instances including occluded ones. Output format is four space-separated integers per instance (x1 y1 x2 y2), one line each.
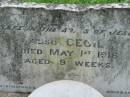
28 80 104 97
0 3 130 97
0 92 29 97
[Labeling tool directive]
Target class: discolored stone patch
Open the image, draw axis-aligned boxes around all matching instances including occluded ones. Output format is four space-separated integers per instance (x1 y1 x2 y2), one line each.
0 92 29 97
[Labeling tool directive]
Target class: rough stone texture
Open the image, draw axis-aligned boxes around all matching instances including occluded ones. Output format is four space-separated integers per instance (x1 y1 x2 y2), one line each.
0 0 20 3
0 92 29 97
29 80 104 97
0 3 130 97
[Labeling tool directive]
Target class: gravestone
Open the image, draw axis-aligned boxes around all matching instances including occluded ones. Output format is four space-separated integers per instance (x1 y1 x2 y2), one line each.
0 3 130 97
28 80 104 97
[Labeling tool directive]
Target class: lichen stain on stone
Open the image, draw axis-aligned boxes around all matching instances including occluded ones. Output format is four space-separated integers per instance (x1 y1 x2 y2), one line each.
0 31 26 84
0 92 29 97
47 10 66 29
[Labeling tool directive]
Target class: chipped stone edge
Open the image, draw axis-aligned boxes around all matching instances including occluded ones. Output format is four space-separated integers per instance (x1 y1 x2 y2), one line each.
0 3 130 11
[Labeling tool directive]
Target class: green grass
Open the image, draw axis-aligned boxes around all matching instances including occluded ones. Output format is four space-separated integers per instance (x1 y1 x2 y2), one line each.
24 0 130 4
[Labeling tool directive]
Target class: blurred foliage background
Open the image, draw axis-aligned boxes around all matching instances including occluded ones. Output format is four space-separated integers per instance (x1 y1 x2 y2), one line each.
24 0 130 4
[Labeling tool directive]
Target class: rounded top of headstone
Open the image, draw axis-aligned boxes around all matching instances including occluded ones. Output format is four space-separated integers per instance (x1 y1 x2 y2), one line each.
28 80 104 97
